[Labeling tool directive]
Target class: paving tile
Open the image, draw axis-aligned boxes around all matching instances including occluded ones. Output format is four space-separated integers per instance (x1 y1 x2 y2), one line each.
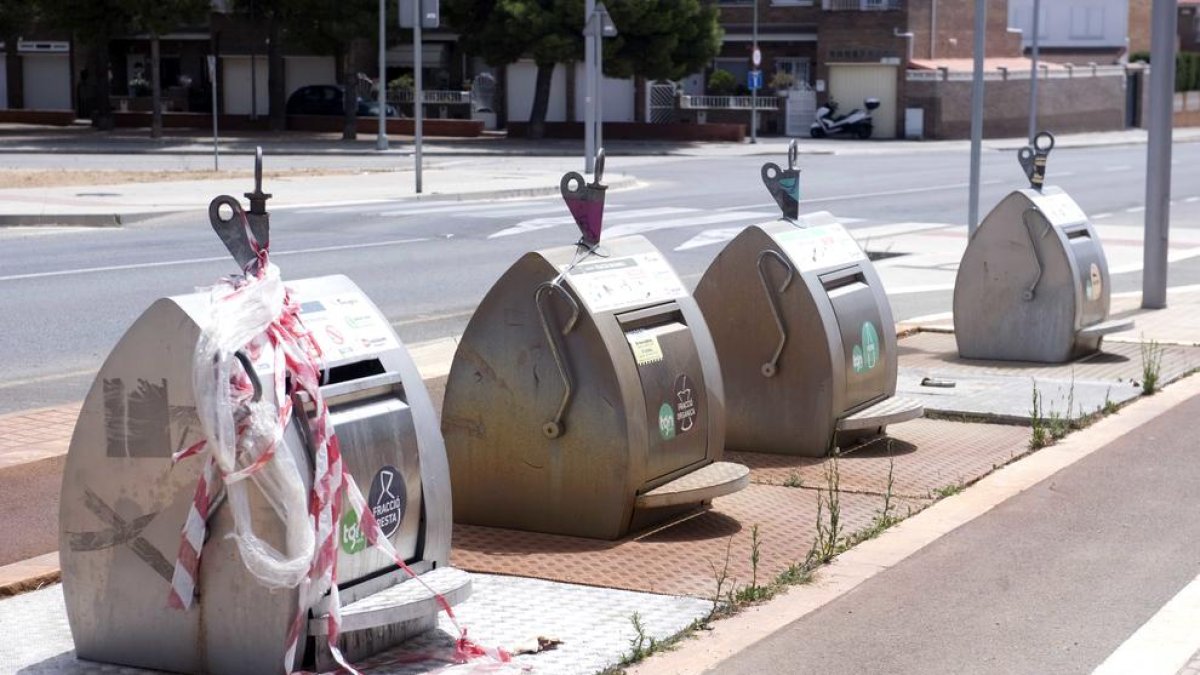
452 485 930 599
728 417 1031 499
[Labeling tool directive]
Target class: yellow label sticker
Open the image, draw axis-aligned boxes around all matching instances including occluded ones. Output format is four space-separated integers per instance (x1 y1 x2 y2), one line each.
631 336 664 365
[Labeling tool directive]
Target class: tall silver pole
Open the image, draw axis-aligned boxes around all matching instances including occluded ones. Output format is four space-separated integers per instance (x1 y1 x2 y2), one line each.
413 0 423 193
967 0 986 235
750 0 758 144
1143 0 1176 309
585 0 596 173
376 0 388 151
208 55 219 171
1027 0 1040 142
596 29 604 156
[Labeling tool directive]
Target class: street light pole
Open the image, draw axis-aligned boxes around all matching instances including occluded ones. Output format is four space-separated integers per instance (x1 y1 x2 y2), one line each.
377 0 389 151
413 0 423 193
750 0 758 144
1027 0 1040 143
967 0 986 235
585 0 596 173
1143 0 1177 309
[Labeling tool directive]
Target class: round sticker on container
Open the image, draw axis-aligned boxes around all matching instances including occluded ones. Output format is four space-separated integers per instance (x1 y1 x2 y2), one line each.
673 374 698 434
339 509 367 555
658 402 676 440
861 321 880 371
1087 263 1103 301
368 465 406 539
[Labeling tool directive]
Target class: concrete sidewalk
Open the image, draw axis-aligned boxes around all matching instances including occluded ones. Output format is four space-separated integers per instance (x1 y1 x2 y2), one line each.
0 164 639 225
3 124 1198 159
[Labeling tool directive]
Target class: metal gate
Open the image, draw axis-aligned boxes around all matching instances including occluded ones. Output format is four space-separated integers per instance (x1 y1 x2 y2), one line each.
784 84 817 137
645 80 676 123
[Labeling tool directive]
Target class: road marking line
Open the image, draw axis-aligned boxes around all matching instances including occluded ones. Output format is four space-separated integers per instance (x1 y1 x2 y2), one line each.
1125 206 1146 213
1104 165 1132 172
1092 572 1200 675
1093 212 1113 219
489 207 695 238
604 210 775 239
0 368 98 391
0 237 429 282
705 180 1006 213
1186 197 1200 203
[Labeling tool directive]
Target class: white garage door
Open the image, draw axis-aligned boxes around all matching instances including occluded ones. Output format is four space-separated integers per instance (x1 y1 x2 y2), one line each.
828 64 897 139
23 53 72 110
222 56 269 116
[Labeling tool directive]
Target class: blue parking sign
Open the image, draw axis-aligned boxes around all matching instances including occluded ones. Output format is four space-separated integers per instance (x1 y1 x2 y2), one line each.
748 70 763 90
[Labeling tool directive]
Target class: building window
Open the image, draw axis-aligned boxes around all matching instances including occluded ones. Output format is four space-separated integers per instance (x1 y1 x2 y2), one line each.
774 57 811 86
712 57 750 90
1069 6 1105 39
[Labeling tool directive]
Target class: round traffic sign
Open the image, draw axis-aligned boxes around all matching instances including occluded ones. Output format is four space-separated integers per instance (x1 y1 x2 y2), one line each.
752 48 762 67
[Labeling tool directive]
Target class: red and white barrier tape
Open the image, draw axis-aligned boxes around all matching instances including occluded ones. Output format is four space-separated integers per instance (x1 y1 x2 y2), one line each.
169 215 508 673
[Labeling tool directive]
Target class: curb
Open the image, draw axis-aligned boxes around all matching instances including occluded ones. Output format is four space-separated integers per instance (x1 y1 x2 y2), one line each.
0 552 60 598
0 175 644 228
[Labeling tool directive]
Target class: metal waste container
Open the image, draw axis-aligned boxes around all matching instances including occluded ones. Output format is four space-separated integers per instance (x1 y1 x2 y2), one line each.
693 145 923 457
954 132 1133 362
59 154 468 674
442 156 748 540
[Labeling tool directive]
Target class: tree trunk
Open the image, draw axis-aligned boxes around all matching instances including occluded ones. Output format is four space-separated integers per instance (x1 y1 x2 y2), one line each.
150 35 162 139
527 61 554 139
267 14 285 132
3 38 22 108
339 46 356 140
89 40 114 131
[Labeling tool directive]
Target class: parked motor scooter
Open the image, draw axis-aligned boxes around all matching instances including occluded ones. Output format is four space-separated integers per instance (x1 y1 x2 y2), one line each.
810 98 879 139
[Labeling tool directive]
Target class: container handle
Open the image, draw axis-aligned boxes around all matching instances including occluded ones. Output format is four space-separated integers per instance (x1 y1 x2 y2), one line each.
534 281 581 439
1020 207 1050 301
757 249 795 377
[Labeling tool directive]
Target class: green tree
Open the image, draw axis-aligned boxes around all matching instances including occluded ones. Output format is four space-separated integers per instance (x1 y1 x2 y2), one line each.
123 0 210 138
443 0 721 138
286 0 378 139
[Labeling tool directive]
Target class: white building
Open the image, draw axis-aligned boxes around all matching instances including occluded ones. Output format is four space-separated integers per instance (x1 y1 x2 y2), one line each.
1008 0 1129 63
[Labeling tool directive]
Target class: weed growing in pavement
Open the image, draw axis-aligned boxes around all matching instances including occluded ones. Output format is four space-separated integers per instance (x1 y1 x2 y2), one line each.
1102 387 1119 416
1030 383 1049 449
881 452 895 519
782 470 804 488
622 612 655 664
811 451 843 565
1029 377 1077 450
734 525 771 604
707 535 735 621
1141 339 1164 395
932 482 964 499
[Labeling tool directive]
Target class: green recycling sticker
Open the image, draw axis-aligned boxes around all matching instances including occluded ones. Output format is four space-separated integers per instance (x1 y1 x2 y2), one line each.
854 321 880 373
658 402 676 440
339 508 367 555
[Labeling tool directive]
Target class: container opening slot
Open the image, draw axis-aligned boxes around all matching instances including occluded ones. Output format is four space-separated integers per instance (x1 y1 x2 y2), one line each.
615 301 684 332
321 359 386 385
1066 228 1091 240
820 269 868 294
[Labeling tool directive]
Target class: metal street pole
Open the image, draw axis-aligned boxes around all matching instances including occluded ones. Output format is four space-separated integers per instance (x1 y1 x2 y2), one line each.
250 0 258 121
1027 0 1040 142
750 0 758 144
967 0 986 235
584 0 596 173
1143 0 1177 309
208 55 219 171
413 0 424 193
595 23 604 156
377 0 389 151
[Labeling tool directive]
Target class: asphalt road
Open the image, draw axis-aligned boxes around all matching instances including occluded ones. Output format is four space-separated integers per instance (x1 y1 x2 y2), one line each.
716 391 1200 675
1 142 1198 414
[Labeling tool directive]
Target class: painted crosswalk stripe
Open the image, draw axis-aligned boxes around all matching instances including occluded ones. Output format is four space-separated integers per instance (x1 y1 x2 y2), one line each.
489 207 696 238
604 211 776 239
1092 572 1200 675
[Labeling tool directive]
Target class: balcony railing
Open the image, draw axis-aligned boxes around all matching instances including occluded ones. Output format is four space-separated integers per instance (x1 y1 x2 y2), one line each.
389 90 472 105
822 0 901 10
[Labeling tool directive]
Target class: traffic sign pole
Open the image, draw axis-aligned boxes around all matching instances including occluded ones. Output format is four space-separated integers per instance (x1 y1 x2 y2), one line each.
750 0 759 144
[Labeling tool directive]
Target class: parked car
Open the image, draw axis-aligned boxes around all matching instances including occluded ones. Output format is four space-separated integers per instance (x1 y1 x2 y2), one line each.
286 85 398 117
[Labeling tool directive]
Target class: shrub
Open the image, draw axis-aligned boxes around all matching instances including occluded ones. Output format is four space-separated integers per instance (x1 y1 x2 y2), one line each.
708 69 736 95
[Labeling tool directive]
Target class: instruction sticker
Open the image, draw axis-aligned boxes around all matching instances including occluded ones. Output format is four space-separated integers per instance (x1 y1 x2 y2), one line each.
1032 192 1088 226
773 223 866 273
629 334 664 365
297 290 400 362
563 253 688 313
1086 263 1103 301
